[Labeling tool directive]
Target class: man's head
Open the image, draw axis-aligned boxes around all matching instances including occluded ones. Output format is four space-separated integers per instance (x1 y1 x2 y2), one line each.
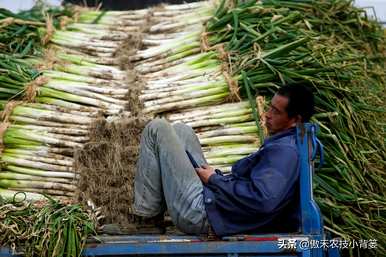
265 85 314 135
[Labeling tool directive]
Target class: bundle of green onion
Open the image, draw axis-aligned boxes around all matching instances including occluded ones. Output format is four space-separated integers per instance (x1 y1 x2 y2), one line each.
0 194 96 257
166 101 259 172
0 5 137 201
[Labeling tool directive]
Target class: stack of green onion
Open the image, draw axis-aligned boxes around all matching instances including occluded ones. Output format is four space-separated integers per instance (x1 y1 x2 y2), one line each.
131 2 234 114
166 101 259 172
0 5 143 200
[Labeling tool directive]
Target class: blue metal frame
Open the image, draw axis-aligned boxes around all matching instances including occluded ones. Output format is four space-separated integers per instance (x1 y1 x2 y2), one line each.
296 123 324 257
1 123 338 257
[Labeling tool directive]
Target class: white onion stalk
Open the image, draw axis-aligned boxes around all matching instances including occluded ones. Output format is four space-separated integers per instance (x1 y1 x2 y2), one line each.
207 155 249 165
186 114 254 128
10 124 88 136
6 165 76 179
138 51 218 73
144 67 221 86
54 30 125 42
152 7 210 18
144 30 201 40
0 189 46 201
53 54 124 74
54 52 119 67
54 63 126 81
202 144 255 152
5 145 74 156
8 188 75 197
10 115 89 130
162 1 209 11
144 93 228 113
4 128 84 148
173 108 252 123
142 59 220 80
136 53 204 74
225 121 257 128
144 86 228 107
44 80 126 105
144 75 222 91
1 156 73 172
36 97 102 113
44 69 117 85
78 9 148 18
52 39 117 53
140 81 227 101
199 135 260 145
66 23 133 35
149 16 211 33
4 148 73 161
203 146 257 158
77 13 147 26
5 153 73 167
0 172 73 184
145 76 222 89
51 34 118 49
12 105 93 124
46 79 127 96
54 44 115 58
39 87 124 110
132 32 202 60
23 103 97 118
198 126 258 139
0 179 76 192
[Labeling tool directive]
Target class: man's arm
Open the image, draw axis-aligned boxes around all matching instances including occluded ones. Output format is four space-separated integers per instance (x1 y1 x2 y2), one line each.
200 144 299 214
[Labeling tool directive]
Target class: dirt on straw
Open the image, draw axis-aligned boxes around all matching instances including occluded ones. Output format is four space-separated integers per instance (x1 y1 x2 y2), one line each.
114 32 144 70
74 116 150 226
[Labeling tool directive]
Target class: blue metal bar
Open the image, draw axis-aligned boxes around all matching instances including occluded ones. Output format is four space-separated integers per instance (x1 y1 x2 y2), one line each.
0 248 21 257
296 123 323 236
83 240 301 256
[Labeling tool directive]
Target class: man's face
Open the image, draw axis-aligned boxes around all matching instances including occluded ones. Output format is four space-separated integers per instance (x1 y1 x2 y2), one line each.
265 94 297 135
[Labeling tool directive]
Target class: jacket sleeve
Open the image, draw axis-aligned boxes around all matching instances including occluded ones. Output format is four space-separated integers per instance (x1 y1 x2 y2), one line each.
206 144 299 214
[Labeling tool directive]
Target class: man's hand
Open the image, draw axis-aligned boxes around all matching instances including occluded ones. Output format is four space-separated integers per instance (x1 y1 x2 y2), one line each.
195 164 215 184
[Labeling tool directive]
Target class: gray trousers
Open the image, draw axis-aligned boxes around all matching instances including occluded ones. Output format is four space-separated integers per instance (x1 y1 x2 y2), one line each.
134 119 209 235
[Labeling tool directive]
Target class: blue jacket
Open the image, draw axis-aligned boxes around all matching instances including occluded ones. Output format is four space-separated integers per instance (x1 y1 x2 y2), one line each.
204 128 300 236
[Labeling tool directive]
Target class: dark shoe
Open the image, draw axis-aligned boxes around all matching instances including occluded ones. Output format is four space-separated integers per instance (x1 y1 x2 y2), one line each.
132 212 166 234
100 213 166 235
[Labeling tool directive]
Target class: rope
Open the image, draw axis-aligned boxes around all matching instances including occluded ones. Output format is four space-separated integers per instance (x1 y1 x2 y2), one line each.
41 14 55 45
256 96 268 137
35 48 67 71
0 122 10 154
24 76 49 102
199 33 241 102
223 70 241 102
0 100 23 154
59 16 73 30
200 32 211 52
0 17 44 28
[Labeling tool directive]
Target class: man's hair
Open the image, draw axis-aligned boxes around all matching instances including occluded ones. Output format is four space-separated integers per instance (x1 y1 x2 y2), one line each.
276 85 314 122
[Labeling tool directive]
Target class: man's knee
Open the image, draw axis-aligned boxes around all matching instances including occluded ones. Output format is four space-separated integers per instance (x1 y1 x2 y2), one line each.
173 122 196 138
145 118 172 136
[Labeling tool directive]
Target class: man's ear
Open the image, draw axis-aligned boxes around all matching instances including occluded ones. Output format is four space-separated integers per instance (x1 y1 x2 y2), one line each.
295 114 302 123
290 115 302 126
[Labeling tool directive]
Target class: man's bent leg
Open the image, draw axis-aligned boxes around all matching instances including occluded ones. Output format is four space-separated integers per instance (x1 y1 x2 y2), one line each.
172 122 208 167
134 119 166 217
134 119 207 235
